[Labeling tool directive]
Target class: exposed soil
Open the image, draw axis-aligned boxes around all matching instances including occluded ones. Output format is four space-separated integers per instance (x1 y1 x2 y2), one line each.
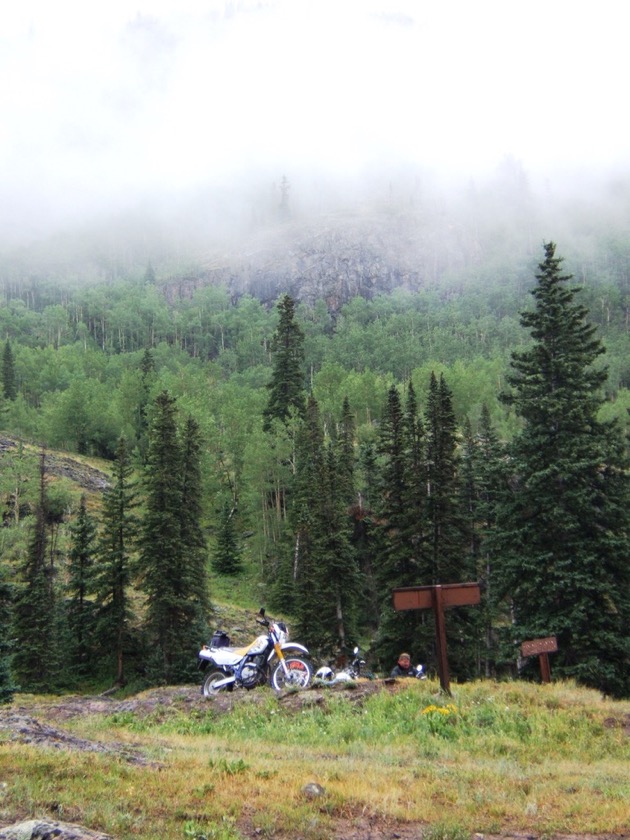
1 684 628 840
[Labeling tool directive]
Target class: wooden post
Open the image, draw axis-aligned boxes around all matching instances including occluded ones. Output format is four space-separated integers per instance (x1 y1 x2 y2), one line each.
393 582 481 696
520 636 558 684
521 636 558 682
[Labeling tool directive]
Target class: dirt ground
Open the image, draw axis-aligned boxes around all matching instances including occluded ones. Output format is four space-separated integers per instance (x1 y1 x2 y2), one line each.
0 683 628 840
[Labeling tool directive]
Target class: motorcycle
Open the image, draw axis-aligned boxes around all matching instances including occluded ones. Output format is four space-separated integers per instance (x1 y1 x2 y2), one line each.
315 645 375 684
198 608 313 695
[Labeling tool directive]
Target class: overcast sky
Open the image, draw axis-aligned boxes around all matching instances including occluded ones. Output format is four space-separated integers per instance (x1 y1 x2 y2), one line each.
1 0 628 238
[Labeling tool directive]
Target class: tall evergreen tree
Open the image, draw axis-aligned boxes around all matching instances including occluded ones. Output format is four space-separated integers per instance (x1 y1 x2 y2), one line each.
179 415 211 657
93 437 138 687
212 499 243 576
372 385 427 668
425 373 468 583
289 396 328 648
12 451 59 691
262 295 306 431
2 339 17 401
460 408 507 678
424 373 477 679
66 494 98 680
289 397 359 655
138 393 209 683
0 563 16 703
497 241 630 697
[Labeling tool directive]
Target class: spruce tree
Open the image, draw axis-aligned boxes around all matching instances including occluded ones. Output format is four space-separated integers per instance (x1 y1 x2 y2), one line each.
289 396 329 649
262 295 306 431
93 437 138 687
66 495 98 680
12 451 59 691
425 373 468 583
212 499 243 576
460 407 507 677
0 563 16 703
138 391 183 682
179 415 211 662
2 339 17 401
372 385 427 668
139 394 209 683
497 241 630 697
424 373 477 679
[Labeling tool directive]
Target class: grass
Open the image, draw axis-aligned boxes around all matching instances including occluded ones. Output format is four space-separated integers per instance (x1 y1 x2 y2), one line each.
1 678 629 839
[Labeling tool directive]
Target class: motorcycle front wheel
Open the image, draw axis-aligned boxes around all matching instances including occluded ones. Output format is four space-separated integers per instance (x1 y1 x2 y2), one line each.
270 657 313 691
202 670 233 696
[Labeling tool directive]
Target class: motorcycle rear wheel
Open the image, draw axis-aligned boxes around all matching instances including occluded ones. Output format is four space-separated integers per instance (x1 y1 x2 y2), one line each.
270 656 313 691
202 670 233 696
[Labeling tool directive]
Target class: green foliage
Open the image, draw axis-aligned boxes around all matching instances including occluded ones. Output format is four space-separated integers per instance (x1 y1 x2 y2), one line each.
262 295 306 431
11 451 62 692
0 562 16 703
212 500 243 576
93 436 139 687
66 494 98 679
138 392 210 684
2 339 17 401
497 242 630 697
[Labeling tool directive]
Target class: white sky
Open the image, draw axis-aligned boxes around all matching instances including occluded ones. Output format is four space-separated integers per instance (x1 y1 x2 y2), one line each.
1 0 628 232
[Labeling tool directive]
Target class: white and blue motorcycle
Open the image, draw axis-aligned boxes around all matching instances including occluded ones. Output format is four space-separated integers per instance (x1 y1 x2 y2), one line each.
198 609 313 695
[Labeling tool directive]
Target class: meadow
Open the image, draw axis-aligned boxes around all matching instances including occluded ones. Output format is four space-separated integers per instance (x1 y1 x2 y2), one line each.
1 678 629 839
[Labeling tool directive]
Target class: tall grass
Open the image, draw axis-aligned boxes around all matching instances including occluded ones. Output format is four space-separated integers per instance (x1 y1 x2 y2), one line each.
1 679 629 839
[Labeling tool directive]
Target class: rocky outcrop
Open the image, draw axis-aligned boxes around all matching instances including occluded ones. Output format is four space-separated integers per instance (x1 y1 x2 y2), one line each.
0 820 112 840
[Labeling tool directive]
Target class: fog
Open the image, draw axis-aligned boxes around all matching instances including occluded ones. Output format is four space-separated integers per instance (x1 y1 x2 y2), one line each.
2 0 629 248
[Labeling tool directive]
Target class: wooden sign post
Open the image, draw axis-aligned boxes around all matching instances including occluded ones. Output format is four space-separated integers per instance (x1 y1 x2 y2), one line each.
520 636 558 683
392 582 481 695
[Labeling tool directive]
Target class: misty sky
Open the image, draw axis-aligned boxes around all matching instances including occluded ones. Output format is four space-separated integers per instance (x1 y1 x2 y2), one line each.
2 0 628 239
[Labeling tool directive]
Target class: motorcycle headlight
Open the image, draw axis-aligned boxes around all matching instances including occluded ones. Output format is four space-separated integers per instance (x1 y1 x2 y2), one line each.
273 622 288 644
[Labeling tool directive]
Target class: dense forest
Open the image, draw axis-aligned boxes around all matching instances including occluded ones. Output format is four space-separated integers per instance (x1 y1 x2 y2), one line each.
1 180 630 701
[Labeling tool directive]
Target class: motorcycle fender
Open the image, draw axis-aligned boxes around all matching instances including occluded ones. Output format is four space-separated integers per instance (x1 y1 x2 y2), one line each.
198 648 216 663
279 643 309 656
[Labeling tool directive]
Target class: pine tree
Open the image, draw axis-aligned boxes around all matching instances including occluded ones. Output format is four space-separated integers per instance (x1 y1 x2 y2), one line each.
497 241 630 697
212 499 243 576
424 373 477 679
425 373 468 583
262 295 306 431
460 408 507 678
178 415 211 666
93 436 138 687
12 451 59 691
289 397 359 655
138 394 210 683
0 563 16 703
66 495 98 680
372 385 427 668
2 340 17 401
138 392 183 682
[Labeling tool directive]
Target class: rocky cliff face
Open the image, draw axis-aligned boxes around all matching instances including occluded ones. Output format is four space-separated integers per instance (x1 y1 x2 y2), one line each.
161 206 480 312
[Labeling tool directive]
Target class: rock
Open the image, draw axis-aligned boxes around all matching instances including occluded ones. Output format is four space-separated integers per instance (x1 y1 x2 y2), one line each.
0 820 112 840
301 782 325 799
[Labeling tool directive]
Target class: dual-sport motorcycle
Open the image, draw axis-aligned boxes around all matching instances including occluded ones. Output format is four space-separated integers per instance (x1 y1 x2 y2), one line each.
198 609 313 695
315 646 375 685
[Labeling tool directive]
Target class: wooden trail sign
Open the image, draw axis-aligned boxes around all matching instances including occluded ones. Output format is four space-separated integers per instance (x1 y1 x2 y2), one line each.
393 582 481 695
520 635 558 683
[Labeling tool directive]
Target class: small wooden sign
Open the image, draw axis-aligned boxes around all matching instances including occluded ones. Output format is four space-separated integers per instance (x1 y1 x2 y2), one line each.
520 635 558 683
520 636 558 658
